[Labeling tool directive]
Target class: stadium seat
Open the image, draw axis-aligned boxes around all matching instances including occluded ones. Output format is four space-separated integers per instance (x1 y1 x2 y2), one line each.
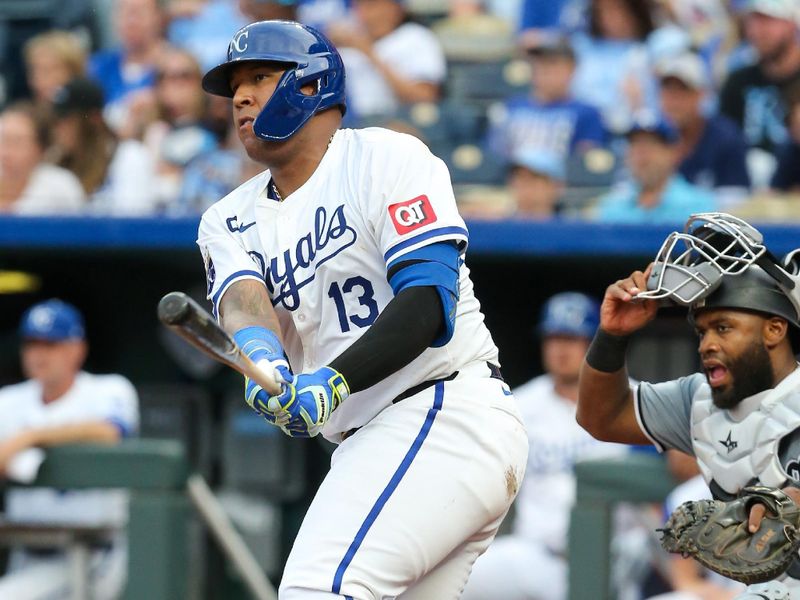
446 59 531 109
444 143 507 186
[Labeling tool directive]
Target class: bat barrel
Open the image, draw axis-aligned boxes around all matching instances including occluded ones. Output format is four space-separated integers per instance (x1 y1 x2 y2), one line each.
158 292 192 326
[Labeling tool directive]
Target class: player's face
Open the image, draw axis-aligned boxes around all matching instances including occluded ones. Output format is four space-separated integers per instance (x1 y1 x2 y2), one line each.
694 309 774 409
229 62 317 160
21 339 86 388
542 335 590 384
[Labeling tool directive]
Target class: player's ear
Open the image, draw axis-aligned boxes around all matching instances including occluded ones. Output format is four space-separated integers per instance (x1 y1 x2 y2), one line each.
763 317 789 349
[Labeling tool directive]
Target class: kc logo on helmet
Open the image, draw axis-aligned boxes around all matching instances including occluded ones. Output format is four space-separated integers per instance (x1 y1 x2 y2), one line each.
388 195 437 234
231 29 249 54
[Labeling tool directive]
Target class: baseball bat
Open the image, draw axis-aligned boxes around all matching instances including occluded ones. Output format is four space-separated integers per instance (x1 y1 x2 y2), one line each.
157 291 282 396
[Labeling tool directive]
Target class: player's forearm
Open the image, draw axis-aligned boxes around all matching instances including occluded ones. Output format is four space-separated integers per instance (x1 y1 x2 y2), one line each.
22 421 121 448
576 362 634 438
219 280 282 338
330 286 443 393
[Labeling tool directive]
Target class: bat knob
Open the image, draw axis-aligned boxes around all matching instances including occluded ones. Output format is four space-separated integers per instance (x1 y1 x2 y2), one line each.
158 292 191 325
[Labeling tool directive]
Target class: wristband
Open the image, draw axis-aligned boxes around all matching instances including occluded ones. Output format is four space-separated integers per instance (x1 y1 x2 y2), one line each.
233 326 284 359
585 329 630 373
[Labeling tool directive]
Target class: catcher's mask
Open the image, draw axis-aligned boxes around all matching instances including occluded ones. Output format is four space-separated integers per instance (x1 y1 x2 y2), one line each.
637 213 800 318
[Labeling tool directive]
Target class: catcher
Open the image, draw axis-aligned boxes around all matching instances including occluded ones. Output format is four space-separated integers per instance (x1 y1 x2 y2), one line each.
577 212 800 599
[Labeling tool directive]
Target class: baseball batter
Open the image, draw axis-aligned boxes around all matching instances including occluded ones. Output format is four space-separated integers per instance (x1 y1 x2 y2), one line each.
197 20 527 600
577 213 800 599
0 300 139 600
462 292 628 600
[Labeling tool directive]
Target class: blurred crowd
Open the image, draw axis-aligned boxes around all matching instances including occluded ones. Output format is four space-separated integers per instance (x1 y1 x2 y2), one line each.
0 0 799 222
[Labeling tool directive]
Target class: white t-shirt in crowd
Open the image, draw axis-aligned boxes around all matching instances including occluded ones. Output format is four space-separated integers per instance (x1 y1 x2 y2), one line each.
11 164 86 215
90 139 158 216
340 22 446 117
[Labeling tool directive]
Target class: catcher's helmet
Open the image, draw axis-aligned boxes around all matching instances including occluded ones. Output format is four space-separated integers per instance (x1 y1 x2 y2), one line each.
202 20 346 141
690 266 800 330
538 292 600 339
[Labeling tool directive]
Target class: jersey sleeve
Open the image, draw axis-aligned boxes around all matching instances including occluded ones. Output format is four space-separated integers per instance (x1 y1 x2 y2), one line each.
197 206 266 318
363 133 469 271
96 375 140 438
634 373 703 455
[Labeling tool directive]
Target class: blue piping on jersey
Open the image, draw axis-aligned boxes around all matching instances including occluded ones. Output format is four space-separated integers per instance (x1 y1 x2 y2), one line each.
383 226 469 264
331 381 446 595
210 269 265 315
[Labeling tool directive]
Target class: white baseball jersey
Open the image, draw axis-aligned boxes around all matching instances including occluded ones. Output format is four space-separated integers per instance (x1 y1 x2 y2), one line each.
512 375 629 551
0 372 138 600
0 372 139 527
198 127 499 441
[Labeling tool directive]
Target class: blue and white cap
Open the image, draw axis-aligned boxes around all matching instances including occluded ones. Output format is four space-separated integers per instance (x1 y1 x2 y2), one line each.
19 299 85 341
538 292 600 339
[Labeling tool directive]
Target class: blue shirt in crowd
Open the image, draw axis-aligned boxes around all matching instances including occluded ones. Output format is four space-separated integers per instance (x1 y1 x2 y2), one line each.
771 142 800 192
486 94 607 161
596 175 717 224
88 49 156 106
679 114 750 191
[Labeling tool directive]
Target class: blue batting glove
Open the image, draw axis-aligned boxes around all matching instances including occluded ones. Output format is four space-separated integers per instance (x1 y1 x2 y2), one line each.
234 327 292 425
276 366 350 438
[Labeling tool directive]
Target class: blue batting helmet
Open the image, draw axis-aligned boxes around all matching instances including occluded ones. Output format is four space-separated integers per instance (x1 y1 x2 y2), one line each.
202 20 346 141
538 292 600 339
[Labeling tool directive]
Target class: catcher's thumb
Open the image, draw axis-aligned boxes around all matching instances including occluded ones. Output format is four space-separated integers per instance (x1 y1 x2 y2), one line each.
748 502 766 533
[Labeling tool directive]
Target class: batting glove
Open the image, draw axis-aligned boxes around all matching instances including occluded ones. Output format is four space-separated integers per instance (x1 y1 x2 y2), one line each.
234 327 293 426
269 367 350 438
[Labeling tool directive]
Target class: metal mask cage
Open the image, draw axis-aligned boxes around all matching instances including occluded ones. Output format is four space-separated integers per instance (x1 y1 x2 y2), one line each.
637 213 769 305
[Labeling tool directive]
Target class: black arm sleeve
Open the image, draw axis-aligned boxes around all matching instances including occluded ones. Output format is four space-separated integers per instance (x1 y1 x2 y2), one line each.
329 286 444 394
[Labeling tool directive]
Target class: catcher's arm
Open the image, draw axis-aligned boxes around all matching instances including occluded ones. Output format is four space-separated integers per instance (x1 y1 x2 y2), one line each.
749 485 800 532
577 266 656 445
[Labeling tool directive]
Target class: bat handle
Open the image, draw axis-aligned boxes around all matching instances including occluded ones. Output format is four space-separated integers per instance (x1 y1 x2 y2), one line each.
241 354 285 396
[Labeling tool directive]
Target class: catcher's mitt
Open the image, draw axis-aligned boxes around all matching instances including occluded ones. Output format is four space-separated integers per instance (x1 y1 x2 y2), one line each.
658 485 800 584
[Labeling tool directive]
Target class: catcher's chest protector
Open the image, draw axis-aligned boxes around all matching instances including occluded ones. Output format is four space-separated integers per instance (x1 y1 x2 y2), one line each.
691 386 800 497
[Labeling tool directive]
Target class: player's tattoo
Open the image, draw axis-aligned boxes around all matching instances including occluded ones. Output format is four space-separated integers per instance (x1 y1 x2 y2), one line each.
219 280 282 338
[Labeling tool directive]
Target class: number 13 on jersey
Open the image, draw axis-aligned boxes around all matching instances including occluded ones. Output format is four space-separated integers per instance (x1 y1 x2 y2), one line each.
328 276 379 332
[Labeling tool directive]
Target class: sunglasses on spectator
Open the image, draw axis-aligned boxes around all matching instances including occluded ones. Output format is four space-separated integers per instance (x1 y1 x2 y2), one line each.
157 70 198 82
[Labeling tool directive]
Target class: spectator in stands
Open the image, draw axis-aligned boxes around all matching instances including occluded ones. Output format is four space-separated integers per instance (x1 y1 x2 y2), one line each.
326 0 446 120
172 140 263 215
719 0 800 155
461 292 628 600
23 31 87 106
657 52 751 206
166 0 248 72
0 299 139 600
570 0 660 133
239 0 298 21
49 78 158 215
771 82 800 193
486 31 606 163
508 148 566 218
88 0 165 136
594 113 717 223
0 103 85 215
142 47 219 205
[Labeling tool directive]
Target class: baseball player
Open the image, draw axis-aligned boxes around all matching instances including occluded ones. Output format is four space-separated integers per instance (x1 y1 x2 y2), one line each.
197 20 528 600
461 292 628 600
0 299 139 600
576 212 800 599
